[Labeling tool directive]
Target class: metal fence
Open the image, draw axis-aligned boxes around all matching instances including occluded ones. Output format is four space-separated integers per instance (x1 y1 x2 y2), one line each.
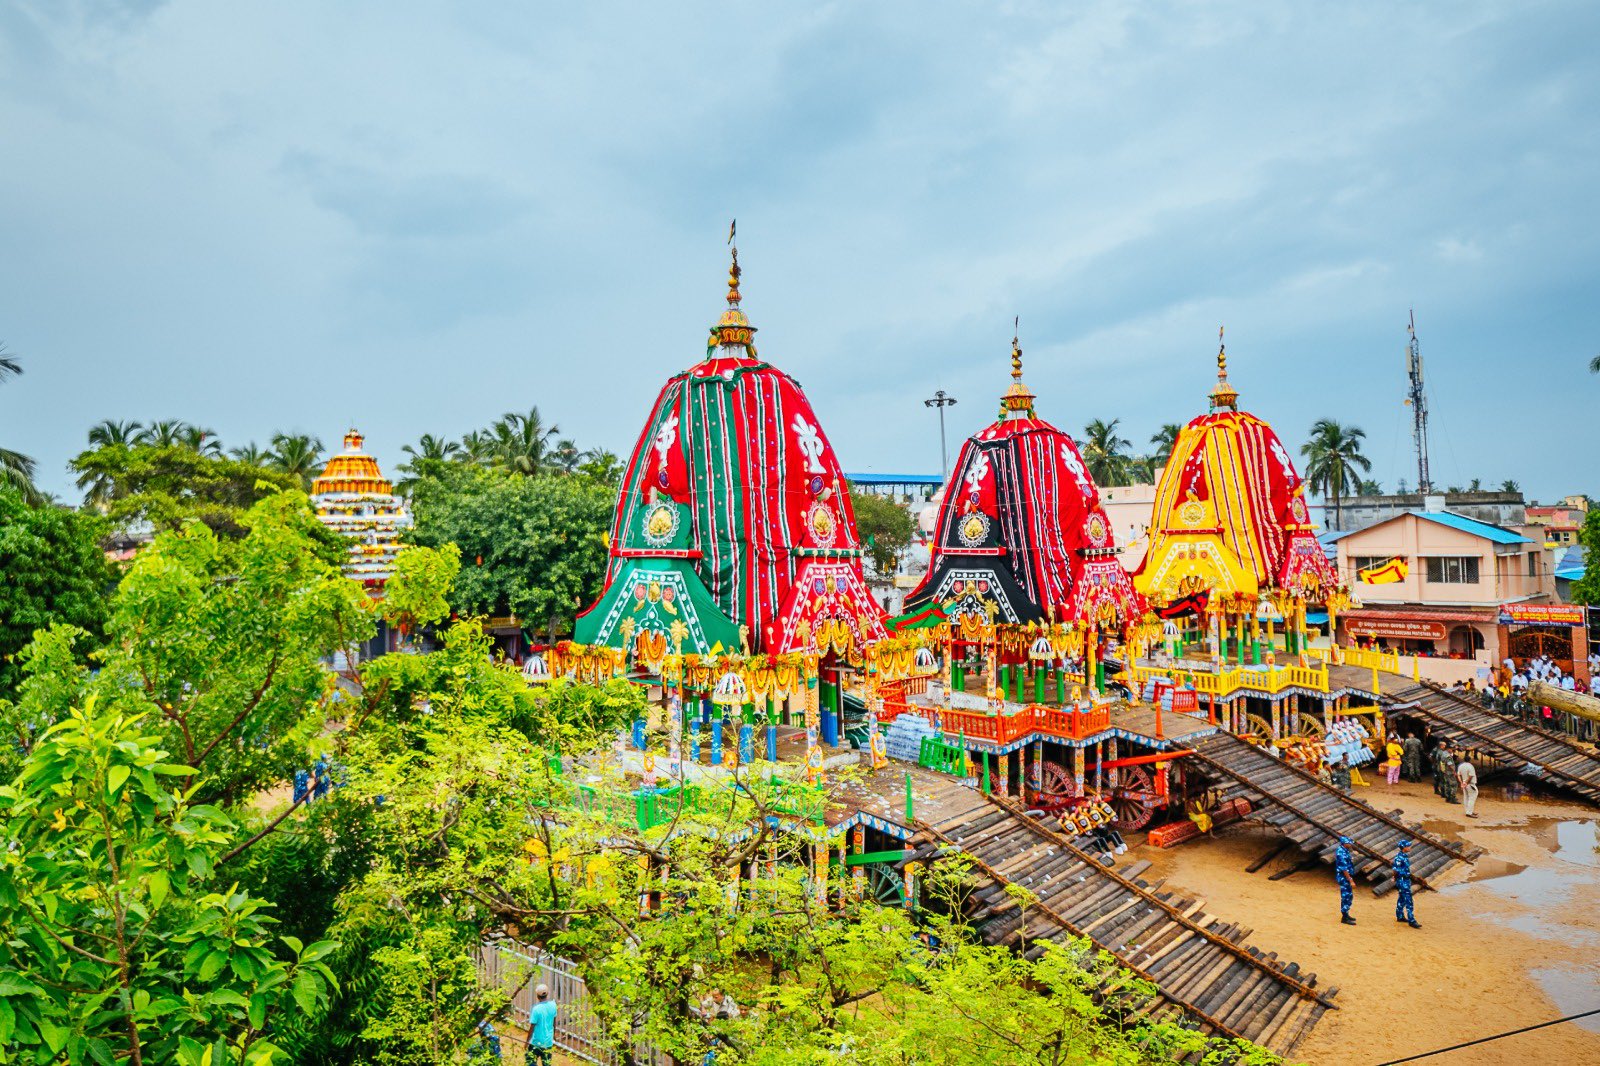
476 942 670 1065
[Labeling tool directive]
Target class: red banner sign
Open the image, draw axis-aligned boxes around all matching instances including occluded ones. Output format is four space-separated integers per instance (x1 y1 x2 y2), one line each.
1499 604 1585 626
1343 618 1447 641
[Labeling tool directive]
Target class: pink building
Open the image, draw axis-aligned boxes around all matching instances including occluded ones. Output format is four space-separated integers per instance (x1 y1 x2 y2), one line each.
1331 508 1588 683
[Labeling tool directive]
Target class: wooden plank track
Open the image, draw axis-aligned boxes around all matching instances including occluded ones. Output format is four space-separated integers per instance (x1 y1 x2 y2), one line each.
904 783 1336 1057
1389 682 1600 806
1187 731 1479 894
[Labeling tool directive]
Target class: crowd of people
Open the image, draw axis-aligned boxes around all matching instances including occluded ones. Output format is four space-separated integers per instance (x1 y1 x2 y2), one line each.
1491 653 1593 696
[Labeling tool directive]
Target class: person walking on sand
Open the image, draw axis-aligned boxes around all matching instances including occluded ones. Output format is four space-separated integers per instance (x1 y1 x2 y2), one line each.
1335 836 1357 925
528 983 557 1065
1393 839 1421 928
1401 733 1424 783
1457 753 1479 818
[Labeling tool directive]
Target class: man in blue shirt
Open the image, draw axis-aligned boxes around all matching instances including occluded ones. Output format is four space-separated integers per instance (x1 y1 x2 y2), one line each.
528 983 557 1065
1394 840 1420 928
1334 836 1356 925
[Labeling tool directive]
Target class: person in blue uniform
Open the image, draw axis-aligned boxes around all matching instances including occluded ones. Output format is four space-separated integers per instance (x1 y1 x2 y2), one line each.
1393 839 1420 928
1335 835 1357 924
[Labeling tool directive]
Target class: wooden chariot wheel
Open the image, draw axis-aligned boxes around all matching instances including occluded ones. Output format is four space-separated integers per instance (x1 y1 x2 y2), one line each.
1244 713 1276 744
1029 760 1083 813
1108 765 1161 831
867 863 907 908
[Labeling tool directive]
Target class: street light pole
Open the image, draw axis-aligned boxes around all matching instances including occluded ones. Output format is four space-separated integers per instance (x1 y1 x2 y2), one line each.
923 389 958 476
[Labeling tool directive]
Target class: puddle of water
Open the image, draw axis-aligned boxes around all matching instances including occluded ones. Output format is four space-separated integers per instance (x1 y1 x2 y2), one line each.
1550 820 1599 867
1465 857 1528 882
1531 966 1600 1034
1449 819 1600 945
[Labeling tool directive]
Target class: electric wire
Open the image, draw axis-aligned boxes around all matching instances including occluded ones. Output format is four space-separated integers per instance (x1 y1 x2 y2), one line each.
1372 1006 1600 1064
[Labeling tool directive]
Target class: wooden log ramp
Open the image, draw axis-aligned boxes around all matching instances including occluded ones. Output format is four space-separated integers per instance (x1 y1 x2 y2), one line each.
1390 682 1600 806
1187 731 1480 895
904 790 1337 1059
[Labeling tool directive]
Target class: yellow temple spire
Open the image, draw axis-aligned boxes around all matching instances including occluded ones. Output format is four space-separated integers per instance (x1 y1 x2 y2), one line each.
1209 325 1238 411
1000 316 1036 419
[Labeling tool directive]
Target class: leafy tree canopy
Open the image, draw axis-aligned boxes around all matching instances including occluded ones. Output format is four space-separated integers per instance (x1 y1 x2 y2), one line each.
3 491 375 805
405 466 613 637
850 489 915 575
0 488 113 703
70 442 316 543
0 701 337 1065
1571 508 1600 606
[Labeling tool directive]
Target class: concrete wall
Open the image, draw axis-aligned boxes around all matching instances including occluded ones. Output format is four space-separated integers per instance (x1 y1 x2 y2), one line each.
1324 491 1526 533
1334 513 1552 606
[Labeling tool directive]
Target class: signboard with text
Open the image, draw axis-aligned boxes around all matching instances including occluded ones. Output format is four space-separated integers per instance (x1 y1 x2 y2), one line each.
1343 618 1447 641
1498 604 1585 626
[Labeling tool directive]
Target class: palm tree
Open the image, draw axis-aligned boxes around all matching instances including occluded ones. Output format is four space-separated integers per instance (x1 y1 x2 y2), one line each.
87 419 144 448
1589 353 1599 373
269 433 325 489
1467 477 1483 492
1149 423 1183 467
1300 419 1370 531
402 433 462 467
140 420 191 448
1501 479 1520 493
395 434 463 495
181 425 223 457
489 407 560 477
1356 478 1382 496
230 443 272 466
1081 418 1133 487
552 438 582 474
578 448 624 485
459 430 497 465
0 347 40 502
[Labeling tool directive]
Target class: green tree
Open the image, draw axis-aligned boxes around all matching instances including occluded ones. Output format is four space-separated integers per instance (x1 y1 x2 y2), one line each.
269 433 325 490
407 468 612 637
1149 422 1182 466
0 347 40 503
88 419 145 448
139 420 194 448
1081 418 1133 486
230 442 272 467
488 407 560 477
850 490 915 575
577 448 624 486
1299 419 1370 531
70 443 305 538
395 434 463 496
0 489 113 704
6 492 372 805
1571 509 1600 605
1501 479 1520 493
1356 478 1382 496
0 701 337 1066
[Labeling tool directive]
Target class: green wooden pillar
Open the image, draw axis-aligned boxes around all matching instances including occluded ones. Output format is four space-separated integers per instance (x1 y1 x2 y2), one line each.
1055 668 1066 703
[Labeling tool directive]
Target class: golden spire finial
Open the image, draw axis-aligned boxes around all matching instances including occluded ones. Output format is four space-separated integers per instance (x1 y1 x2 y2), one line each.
708 220 756 358
999 316 1035 419
1011 316 1023 383
1209 324 1238 411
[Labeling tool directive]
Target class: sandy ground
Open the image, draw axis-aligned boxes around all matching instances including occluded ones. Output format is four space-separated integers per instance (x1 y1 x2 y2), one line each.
1137 776 1600 1065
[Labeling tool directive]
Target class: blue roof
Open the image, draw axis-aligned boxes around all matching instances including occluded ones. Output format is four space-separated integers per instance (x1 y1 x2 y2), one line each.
844 472 943 485
1410 510 1532 546
1556 566 1586 581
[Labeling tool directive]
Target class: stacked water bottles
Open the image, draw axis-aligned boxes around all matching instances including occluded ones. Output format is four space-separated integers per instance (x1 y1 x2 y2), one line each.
884 711 938 764
1323 718 1374 766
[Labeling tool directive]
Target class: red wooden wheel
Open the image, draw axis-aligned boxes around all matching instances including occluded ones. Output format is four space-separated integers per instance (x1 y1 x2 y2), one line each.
1109 765 1160 831
1030 760 1082 813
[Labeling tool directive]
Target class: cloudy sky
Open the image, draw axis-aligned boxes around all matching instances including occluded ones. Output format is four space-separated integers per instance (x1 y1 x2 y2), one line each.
3 1 1597 506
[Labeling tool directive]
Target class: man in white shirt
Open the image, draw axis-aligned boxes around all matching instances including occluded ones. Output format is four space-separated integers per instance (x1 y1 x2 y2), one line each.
1457 756 1479 817
1511 672 1529 693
